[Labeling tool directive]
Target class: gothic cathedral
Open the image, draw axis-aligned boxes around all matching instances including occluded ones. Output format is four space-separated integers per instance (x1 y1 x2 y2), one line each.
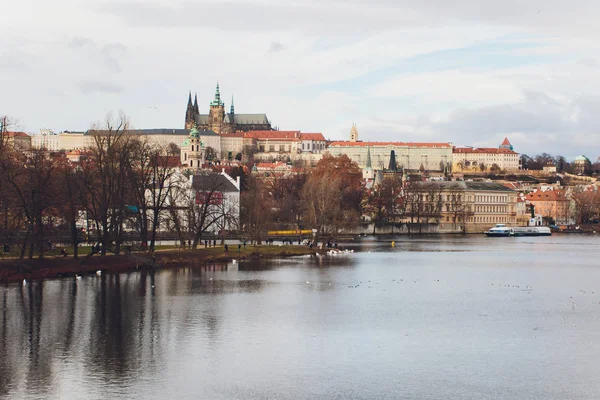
185 83 273 134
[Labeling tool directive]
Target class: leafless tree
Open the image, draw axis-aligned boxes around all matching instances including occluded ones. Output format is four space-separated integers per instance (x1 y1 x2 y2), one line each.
241 175 273 244
82 111 132 255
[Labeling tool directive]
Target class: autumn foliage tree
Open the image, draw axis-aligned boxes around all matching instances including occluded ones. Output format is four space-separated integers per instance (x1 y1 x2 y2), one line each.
301 154 363 238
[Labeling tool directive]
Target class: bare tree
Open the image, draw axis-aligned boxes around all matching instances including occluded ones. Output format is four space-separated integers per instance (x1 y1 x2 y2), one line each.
189 173 239 248
1 150 57 259
127 139 179 251
82 111 132 255
241 176 272 244
446 187 472 231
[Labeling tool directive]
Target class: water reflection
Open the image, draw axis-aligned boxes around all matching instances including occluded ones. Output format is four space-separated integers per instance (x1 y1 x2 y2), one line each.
2 237 600 399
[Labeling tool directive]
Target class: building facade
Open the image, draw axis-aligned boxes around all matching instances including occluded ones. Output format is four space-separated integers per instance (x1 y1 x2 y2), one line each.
327 125 452 172
452 138 520 172
525 190 571 225
5 132 31 150
410 181 518 233
31 129 60 150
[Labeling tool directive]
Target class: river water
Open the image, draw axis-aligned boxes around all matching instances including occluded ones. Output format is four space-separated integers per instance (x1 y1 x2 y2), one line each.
1 235 600 400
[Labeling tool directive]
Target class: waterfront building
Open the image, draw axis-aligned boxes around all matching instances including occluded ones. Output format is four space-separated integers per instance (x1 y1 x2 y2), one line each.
452 138 520 172
184 84 272 133
409 181 518 233
525 189 571 225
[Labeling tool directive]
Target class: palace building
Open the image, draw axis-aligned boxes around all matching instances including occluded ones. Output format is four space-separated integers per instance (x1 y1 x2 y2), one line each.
184 84 273 134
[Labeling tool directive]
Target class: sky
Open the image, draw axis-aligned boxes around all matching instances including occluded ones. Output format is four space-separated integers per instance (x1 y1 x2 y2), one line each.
2 0 600 159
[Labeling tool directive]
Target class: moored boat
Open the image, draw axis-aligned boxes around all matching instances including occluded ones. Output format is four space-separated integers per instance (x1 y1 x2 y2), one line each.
485 224 511 237
485 224 552 237
510 226 552 237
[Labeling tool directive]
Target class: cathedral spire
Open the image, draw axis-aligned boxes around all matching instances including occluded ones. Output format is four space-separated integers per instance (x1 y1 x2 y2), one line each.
185 90 195 129
210 82 223 106
230 95 235 114
194 93 199 114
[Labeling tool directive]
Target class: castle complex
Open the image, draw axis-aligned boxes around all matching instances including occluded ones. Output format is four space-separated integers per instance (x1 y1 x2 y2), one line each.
184 84 273 133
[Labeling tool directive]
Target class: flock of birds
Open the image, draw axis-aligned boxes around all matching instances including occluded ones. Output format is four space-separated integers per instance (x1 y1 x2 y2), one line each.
22 269 103 286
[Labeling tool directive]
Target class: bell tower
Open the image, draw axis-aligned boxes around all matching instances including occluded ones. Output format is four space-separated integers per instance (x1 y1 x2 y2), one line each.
208 82 225 134
187 125 205 169
350 123 359 142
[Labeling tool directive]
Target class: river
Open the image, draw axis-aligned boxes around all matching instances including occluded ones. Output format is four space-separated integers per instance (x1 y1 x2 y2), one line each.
1 235 600 399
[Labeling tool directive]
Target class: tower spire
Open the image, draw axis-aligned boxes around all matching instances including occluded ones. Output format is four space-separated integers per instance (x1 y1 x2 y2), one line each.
366 146 372 169
210 82 223 106
185 90 195 129
230 95 235 114
194 93 199 113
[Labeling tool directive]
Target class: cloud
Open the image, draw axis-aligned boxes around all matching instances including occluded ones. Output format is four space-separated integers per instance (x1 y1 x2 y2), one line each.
77 80 124 94
67 37 128 73
93 1 433 34
69 37 95 49
267 41 285 54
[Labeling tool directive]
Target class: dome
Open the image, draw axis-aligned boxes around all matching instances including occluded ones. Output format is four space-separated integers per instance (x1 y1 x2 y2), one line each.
189 126 200 139
574 155 590 163
182 139 190 147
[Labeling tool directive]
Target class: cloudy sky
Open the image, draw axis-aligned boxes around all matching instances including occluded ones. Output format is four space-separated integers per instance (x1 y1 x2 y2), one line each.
2 0 600 158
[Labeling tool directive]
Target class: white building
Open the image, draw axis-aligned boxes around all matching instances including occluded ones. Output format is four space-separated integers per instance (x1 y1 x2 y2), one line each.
154 169 241 235
31 129 60 150
452 138 520 172
327 125 452 171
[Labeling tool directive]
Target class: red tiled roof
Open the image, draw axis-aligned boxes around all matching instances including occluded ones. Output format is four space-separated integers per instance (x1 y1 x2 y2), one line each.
526 190 568 202
501 137 512 146
299 133 326 141
453 147 517 154
329 141 451 148
6 131 30 138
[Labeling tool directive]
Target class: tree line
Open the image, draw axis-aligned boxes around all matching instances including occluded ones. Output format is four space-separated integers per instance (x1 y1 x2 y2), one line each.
0 113 240 259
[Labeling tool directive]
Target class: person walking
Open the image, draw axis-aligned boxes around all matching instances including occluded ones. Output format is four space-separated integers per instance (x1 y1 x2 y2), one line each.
224 244 228 253
238 244 241 253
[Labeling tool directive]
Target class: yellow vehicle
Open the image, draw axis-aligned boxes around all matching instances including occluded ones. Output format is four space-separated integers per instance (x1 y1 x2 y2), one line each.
267 229 313 236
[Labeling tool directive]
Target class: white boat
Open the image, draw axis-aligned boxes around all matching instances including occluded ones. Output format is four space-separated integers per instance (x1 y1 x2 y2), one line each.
485 224 552 237
485 224 511 237
510 226 552 237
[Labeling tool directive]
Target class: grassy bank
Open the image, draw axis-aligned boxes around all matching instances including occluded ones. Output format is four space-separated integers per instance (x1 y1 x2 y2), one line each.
0 245 317 284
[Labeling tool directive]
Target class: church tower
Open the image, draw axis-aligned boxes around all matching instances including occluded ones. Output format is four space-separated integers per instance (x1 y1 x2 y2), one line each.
185 91 195 129
185 125 205 169
363 146 374 181
350 123 359 142
208 83 226 134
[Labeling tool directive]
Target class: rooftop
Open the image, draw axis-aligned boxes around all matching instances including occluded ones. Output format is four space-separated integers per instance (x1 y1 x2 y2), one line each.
329 141 452 148
453 147 518 154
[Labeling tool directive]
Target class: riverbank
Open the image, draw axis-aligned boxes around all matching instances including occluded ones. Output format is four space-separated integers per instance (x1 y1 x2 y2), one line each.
0 245 318 284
